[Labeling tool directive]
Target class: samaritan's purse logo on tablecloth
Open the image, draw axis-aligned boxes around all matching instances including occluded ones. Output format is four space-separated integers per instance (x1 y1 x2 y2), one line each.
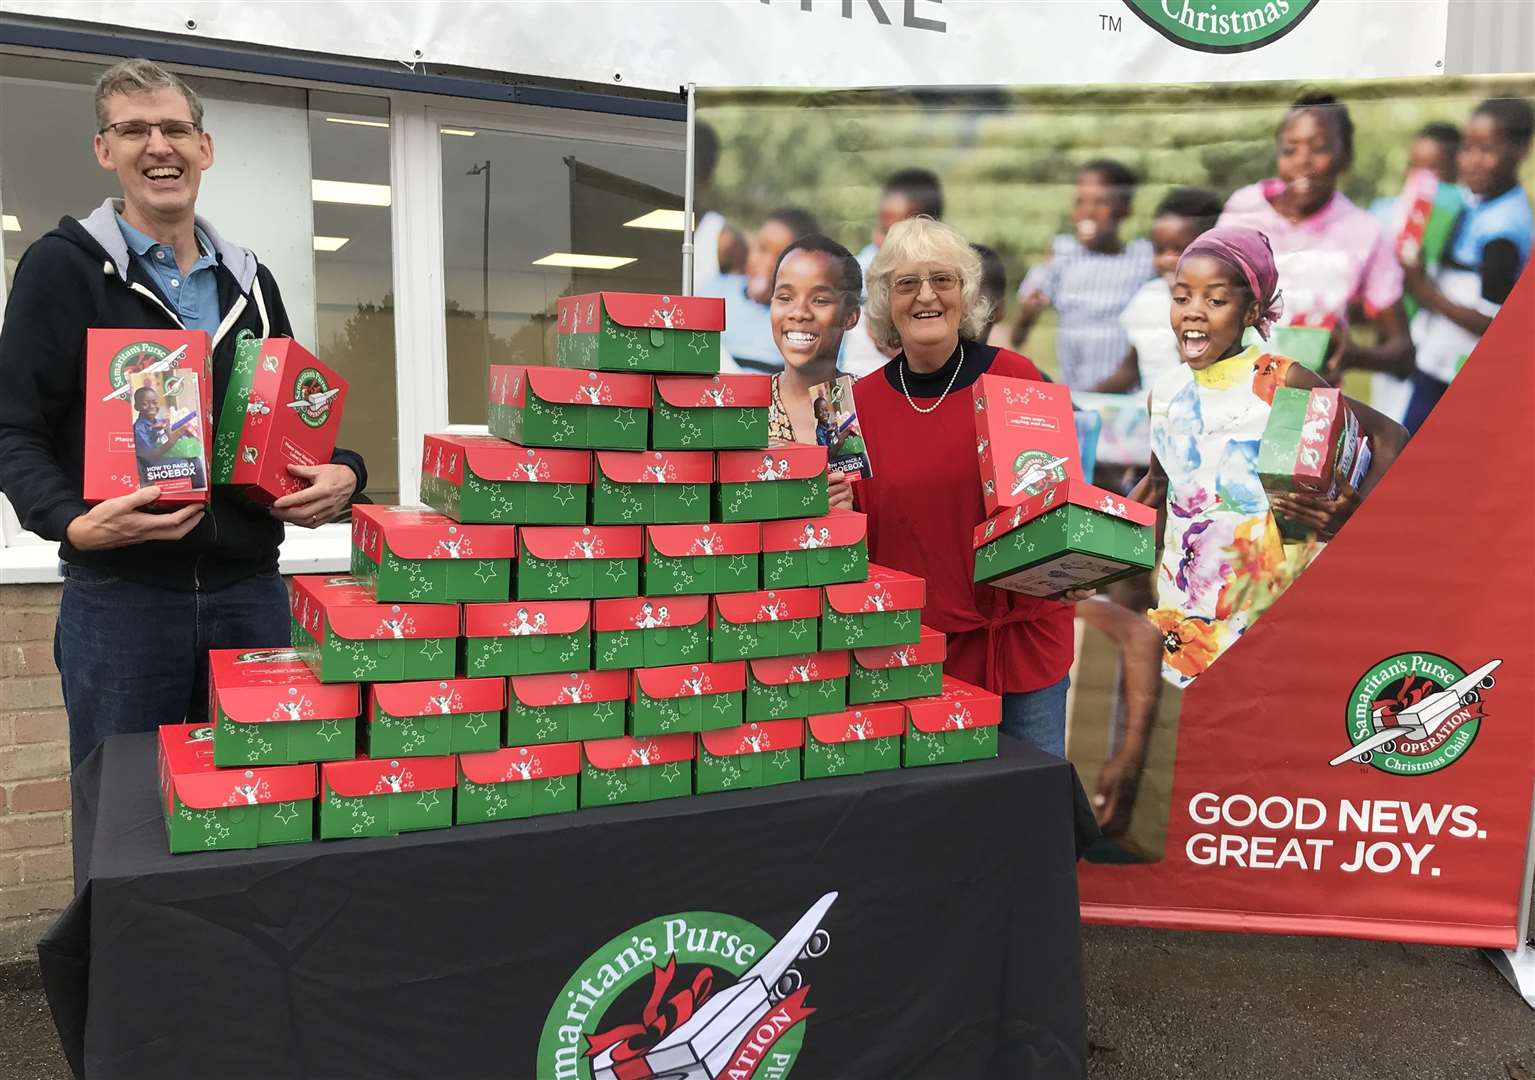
1328 653 1501 775
1123 0 1318 53
538 892 836 1080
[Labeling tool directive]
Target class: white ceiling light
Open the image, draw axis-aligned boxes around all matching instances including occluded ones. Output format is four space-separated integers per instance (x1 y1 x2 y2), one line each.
312 180 392 207
313 236 351 252
1 214 18 232
623 209 689 231
440 127 478 137
326 117 389 129
532 253 637 270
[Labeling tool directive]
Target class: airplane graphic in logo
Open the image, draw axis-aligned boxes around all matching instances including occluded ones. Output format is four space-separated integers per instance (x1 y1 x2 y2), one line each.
1329 659 1500 766
287 387 342 417
1009 454 1070 497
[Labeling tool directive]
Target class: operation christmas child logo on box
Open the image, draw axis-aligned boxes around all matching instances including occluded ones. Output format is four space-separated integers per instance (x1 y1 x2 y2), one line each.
537 891 836 1080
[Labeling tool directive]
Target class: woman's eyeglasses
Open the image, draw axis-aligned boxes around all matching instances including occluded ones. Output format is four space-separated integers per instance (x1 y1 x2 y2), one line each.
891 272 961 296
99 120 201 142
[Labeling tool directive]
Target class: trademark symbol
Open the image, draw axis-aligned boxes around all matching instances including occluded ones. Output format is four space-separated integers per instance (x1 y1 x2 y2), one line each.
1100 13 1123 31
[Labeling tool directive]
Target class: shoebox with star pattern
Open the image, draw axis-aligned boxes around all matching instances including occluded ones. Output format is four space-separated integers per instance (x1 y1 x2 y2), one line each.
507 670 629 745
629 661 746 737
594 595 709 670
318 754 456 838
456 742 580 824
820 565 924 650
419 433 590 525
290 576 458 683
556 292 723 375
971 373 1082 517
803 703 905 779
1258 386 1368 542
517 525 642 600
901 676 1003 768
85 328 212 505
972 480 1155 598
591 450 714 525
579 733 695 807
745 651 849 722
760 508 868 589
643 522 760 596
213 336 349 505
365 676 504 758
695 719 804 794
714 445 829 522
350 504 516 603
159 724 316 854
461 600 592 677
848 628 946 705
710 587 822 662
489 365 651 451
652 374 771 450
208 648 360 767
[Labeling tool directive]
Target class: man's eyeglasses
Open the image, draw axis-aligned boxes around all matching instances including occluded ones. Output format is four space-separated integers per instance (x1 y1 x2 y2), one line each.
99 120 201 142
891 272 961 296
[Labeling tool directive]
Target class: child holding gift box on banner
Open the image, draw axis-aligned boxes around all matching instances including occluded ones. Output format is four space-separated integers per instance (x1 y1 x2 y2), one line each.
767 234 864 510
1134 227 1407 687
1401 96 1534 433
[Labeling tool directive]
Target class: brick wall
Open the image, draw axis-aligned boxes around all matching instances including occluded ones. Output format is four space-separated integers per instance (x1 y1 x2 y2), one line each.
0 583 71 957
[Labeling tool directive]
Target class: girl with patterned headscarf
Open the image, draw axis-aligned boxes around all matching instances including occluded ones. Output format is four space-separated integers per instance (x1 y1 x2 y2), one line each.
1130 226 1408 687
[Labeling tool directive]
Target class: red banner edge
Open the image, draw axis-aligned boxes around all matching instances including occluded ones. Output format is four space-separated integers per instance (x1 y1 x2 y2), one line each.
1079 902 1518 950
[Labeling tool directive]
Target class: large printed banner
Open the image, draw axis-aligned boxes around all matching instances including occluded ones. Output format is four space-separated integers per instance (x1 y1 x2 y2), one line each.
1 0 1449 90
698 74 1535 947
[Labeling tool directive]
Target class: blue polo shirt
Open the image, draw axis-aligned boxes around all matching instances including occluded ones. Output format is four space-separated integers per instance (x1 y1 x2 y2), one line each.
116 215 222 334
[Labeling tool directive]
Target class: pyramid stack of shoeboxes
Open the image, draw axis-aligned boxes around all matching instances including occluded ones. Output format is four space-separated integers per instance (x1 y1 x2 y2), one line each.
160 292 1006 854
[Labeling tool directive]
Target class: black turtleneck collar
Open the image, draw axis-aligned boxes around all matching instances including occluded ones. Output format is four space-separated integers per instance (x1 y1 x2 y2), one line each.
882 338 1001 397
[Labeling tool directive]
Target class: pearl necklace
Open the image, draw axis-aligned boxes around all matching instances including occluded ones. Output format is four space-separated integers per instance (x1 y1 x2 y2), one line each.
899 343 964 415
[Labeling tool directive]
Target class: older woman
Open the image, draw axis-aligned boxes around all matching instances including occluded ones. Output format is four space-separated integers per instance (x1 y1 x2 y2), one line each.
855 217 1078 755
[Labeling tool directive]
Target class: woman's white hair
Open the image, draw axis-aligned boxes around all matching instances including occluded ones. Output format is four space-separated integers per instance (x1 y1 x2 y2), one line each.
862 216 993 352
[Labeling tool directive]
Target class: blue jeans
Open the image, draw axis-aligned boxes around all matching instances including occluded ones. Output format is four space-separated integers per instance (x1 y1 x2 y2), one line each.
54 565 291 770
1000 675 1070 758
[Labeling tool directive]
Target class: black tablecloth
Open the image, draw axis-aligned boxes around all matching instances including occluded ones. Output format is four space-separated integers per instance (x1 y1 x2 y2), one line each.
40 734 1089 1080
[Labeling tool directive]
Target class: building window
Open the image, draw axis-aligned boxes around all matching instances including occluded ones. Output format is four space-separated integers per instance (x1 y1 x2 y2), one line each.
439 120 685 425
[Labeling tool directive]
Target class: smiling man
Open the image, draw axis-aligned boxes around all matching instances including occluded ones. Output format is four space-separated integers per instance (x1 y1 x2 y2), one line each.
0 59 367 769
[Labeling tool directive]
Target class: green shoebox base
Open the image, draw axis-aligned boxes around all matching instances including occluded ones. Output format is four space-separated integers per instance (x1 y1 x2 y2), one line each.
847 663 944 705
455 772 577 823
744 677 846 722
463 631 592 677
165 794 313 853
488 399 648 452
820 611 921 651
715 478 829 523
366 709 500 757
695 746 803 793
319 785 454 838
420 469 588 526
651 402 769 450
629 691 744 736
292 616 456 684
711 619 821 662
353 547 511 604
802 736 902 779
762 544 868 589
643 552 760 596
902 725 1000 768
579 760 693 807
595 626 709 671
591 479 711 526
517 555 640 600
212 712 356 767
506 699 626 745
